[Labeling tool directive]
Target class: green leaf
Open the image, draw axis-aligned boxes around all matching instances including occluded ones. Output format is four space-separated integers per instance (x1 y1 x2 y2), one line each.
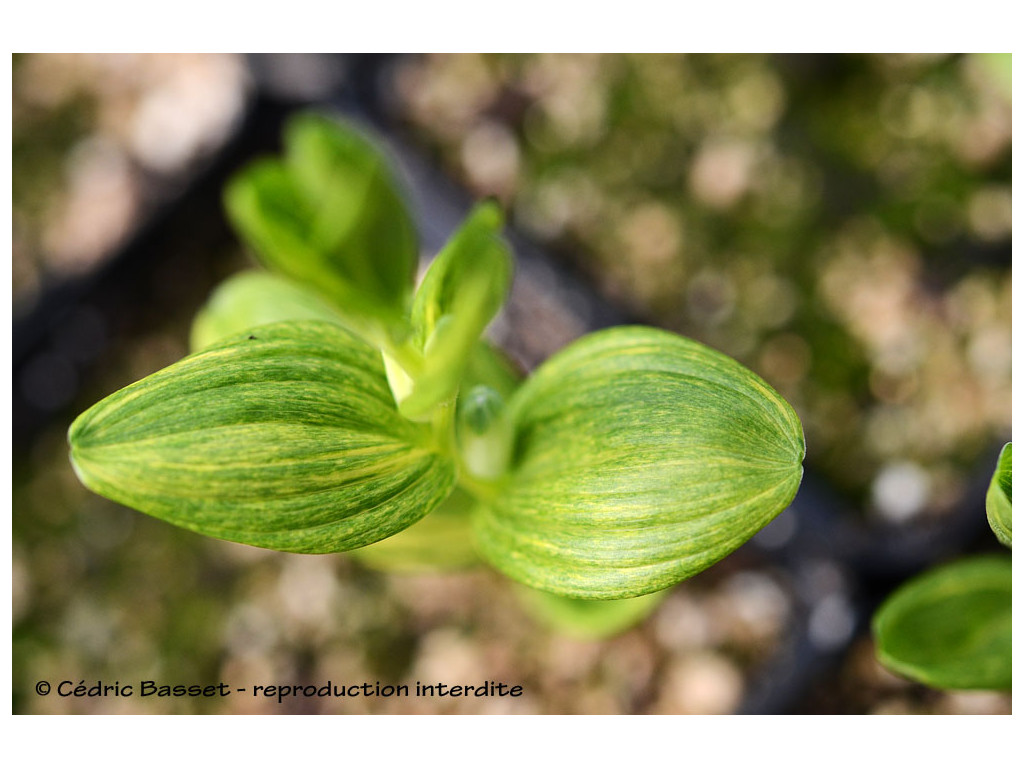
395 202 512 420
873 555 1011 690
986 442 1012 548
223 113 418 325
190 271 348 352
974 53 1012 99
350 487 480 572
69 321 456 553
474 326 805 599
515 586 668 640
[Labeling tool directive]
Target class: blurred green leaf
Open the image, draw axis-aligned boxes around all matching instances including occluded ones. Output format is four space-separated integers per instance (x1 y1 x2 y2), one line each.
475 326 805 599
986 442 1011 548
351 487 479 572
396 202 512 420
69 322 455 553
515 586 668 640
975 53 1011 99
873 556 1011 690
224 113 418 326
189 270 348 352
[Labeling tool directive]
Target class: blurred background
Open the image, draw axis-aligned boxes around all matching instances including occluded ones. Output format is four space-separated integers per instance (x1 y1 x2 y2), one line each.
12 53 1012 714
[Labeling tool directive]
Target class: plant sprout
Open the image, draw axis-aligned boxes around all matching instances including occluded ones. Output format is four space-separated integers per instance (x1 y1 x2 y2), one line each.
68 112 805 617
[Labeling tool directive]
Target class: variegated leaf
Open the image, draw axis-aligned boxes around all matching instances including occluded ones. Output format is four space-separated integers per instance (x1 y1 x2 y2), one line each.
69 322 455 553
474 326 805 599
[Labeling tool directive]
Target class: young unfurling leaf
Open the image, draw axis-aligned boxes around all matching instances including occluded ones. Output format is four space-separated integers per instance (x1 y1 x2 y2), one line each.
224 114 418 327
392 201 512 420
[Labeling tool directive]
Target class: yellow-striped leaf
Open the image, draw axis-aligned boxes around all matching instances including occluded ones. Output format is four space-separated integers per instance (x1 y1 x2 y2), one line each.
68 322 456 553
474 326 805 599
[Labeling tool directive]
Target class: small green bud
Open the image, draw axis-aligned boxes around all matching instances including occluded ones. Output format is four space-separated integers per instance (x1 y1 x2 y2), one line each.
457 385 512 481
